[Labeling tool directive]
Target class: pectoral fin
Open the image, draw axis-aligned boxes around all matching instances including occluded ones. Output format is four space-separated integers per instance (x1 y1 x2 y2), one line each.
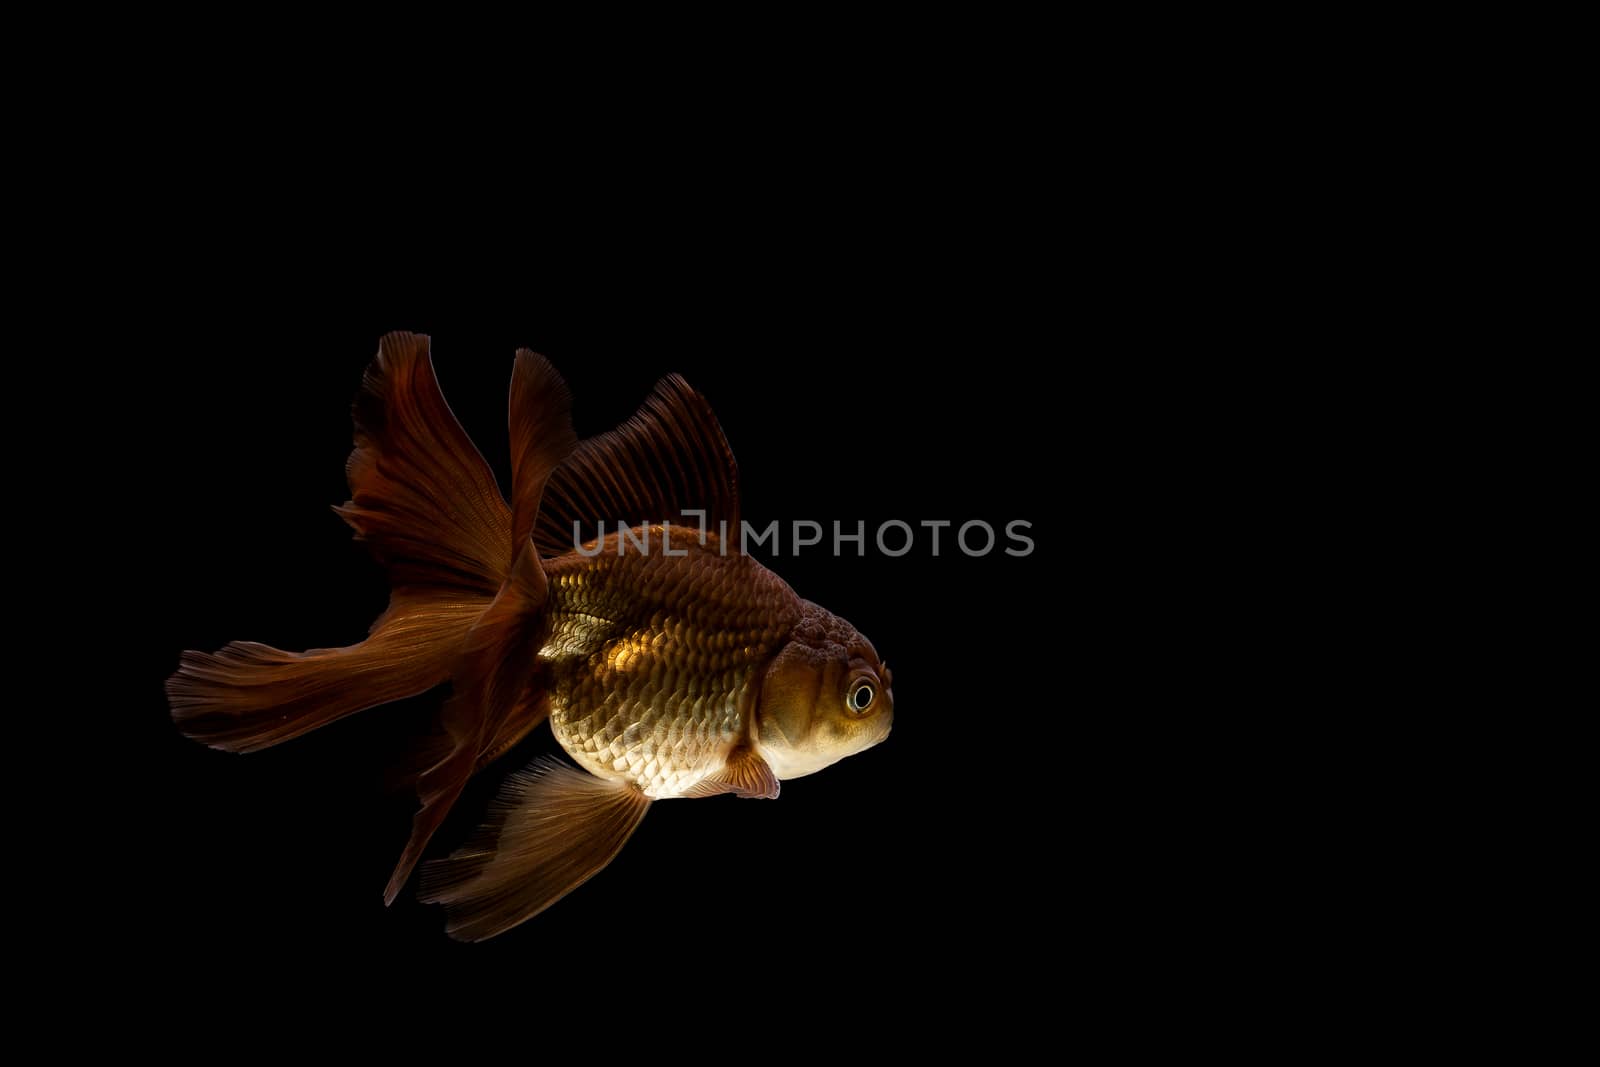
418 759 650 941
684 747 780 799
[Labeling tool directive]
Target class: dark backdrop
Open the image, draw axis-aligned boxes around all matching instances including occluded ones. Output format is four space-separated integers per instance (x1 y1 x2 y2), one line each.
118 260 1100 1017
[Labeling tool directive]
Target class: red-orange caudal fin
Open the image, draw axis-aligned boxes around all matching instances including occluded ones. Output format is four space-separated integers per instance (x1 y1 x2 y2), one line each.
418 759 651 941
169 597 487 753
383 551 552 904
168 333 511 752
384 350 577 904
335 331 514 592
507 349 577 554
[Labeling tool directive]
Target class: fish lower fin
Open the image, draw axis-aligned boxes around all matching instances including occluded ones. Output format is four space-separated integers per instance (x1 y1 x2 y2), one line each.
684 747 781 799
418 759 651 941
167 593 484 752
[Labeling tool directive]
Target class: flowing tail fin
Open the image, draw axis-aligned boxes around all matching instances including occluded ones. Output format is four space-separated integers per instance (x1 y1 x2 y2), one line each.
383 548 553 903
167 332 513 751
384 350 578 903
167 595 489 752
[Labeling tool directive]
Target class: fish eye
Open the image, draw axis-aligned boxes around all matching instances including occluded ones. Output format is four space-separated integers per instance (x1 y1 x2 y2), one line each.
848 682 875 715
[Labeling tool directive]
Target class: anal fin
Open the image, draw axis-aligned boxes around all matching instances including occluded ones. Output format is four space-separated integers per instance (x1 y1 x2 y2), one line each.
418 759 650 941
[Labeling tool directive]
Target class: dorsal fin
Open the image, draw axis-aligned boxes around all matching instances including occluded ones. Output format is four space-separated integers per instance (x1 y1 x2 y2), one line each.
532 374 740 558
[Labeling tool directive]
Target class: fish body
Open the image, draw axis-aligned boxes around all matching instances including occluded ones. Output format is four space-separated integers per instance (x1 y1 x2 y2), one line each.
167 333 892 940
542 527 801 798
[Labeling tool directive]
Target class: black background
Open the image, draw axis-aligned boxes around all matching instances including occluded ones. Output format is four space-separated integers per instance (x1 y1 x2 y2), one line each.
116 253 1108 1023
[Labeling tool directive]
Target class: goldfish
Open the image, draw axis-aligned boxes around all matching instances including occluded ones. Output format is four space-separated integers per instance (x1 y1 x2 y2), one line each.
166 332 893 940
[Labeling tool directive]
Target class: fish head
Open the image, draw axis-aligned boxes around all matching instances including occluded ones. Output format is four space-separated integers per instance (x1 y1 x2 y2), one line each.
753 601 893 780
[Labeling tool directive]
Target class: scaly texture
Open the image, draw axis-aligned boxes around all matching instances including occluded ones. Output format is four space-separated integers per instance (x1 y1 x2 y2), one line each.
172 338 895 942
541 525 802 798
